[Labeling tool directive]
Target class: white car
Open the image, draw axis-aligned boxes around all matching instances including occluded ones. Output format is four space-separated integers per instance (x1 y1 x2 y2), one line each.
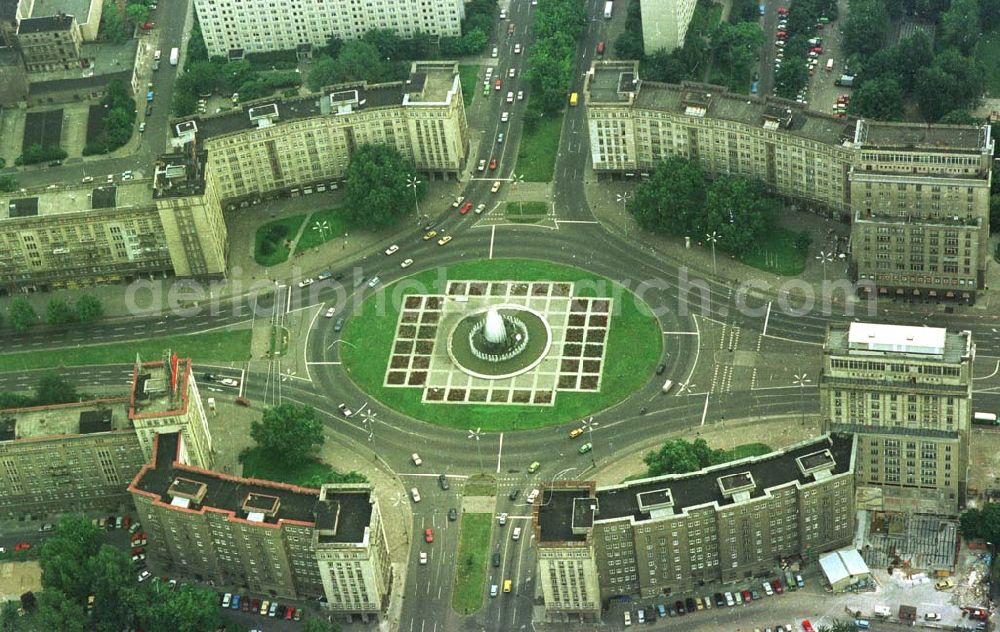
298 278 314 288
498 513 507 525
367 276 380 288
475 203 486 214
139 122 146 132
384 244 399 255
516 90 523 100
121 170 134 180
513 43 521 53
412 453 423 466
338 403 354 417
762 580 774 596
400 258 414 268
324 307 336 318
81 176 94 183
508 68 516 78
924 613 942 621
219 378 239 387
138 570 151 582
452 196 464 208
485 66 494 77
506 91 514 103
478 159 486 171
419 551 428 564
410 487 421 502
491 46 498 57
132 553 145 562
501 111 509 122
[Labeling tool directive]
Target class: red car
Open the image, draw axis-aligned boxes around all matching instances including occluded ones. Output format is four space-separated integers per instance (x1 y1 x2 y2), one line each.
596 41 605 55
14 543 30 552
494 79 502 90
741 589 752 602
801 620 815 632
141 21 155 29
776 31 786 38
489 158 497 170
285 607 295 620
251 598 261 612
771 579 784 594
777 6 788 13
424 528 434 543
811 46 823 53
131 547 145 556
123 516 132 529
459 201 473 215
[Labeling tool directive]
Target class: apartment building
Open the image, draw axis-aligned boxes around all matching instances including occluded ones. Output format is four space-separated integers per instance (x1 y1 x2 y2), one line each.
0 355 213 517
0 151 227 292
641 0 698 53
533 434 856 622
16 13 81 72
194 0 464 58
820 322 973 515
583 61 993 301
175 62 468 205
129 432 392 619
850 122 993 302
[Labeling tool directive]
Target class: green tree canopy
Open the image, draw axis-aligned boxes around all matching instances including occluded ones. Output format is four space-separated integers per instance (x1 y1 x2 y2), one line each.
644 438 719 477
703 175 772 256
31 590 87 632
185 60 222 96
848 77 904 121
307 56 339 92
34 373 80 405
627 156 705 236
250 403 325 461
135 584 222 632
8 297 37 332
88 545 137 632
39 516 102 603
959 502 1000 542
0 174 16 193
76 294 105 323
343 144 421 228
711 21 765 90
45 298 75 325
940 0 981 55
840 0 890 58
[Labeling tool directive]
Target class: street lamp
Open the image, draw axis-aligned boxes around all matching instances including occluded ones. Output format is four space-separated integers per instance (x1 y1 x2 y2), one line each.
510 172 525 187
706 231 719 274
816 250 834 282
581 416 598 468
793 373 811 426
390 491 409 545
616 192 631 238
677 381 696 395
361 408 377 462
406 174 421 223
468 427 484 472
342 232 348 250
312 220 330 245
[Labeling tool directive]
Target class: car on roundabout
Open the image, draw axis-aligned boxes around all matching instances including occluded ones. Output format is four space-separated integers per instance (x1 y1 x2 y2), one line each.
297 278 314 288
219 378 239 387
384 244 399 255
324 307 336 318
475 203 486 214
579 442 593 454
438 235 452 246
528 461 541 473
338 403 354 417
400 258 414 268
422 230 438 241
568 428 584 438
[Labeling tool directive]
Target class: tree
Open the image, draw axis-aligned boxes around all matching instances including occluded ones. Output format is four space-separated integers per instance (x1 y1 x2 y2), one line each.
325 35 344 58
343 144 420 228
304 617 342 632
172 88 198 117
981 0 1000 30
101 0 128 44
627 156 706 236
307 56 339 92
710 21 765 90
126 2 150 27
34 373 80 405
940 0 981 55
8 297 37 332
939 110 980 125
45 298 76 325
250 403 324 461
959 502 1000 542
31 590 87 632
848 78 904 120
840 0 890 58
39 516 101 603
703 176 771 256
88 546 137 632
185 60 222 96
644 438 719 477
0 392 33 408
0 174 16 192
135 584 222 632
76 294 104 323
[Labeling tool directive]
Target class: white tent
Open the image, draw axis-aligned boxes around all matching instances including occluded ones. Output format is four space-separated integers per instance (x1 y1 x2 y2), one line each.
819 548 872 592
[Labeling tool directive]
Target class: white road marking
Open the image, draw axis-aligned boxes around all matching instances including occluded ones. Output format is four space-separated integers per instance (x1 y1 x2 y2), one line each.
489 224 496 259
762 300 772 336
307 360 342 365
700 392 710 426
973 360 1000 380
496 432 504 473
662 331 699 335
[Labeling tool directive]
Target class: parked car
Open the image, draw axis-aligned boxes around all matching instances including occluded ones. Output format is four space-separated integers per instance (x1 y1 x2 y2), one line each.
448 508 458 521
338 403 354 417
384 244 399 255
412 453 422 466
438 473 450 489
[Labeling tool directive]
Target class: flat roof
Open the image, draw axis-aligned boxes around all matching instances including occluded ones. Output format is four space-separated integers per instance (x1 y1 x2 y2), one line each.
537 435 854 542
0 399 131 442
847 322 946 355
18 14 72 33
315 489 373 544
860 120 988 152
826 322 970 363
133 432 320 526
28 41 138 89
587 62 637 103
0 181 153 221
31 0 93 21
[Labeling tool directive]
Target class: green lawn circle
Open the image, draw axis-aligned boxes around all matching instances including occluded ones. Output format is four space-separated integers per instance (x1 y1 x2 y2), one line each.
339 259 663 431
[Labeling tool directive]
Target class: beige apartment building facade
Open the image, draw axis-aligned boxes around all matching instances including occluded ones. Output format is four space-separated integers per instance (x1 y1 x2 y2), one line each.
0 355 213 517
641 0 698 53
194 0 463 58
820 322 973 515
178 62 468 206
0 152 228 292
129 432 392 618
534 434 856 622
16 13 82 72
583 61 993 301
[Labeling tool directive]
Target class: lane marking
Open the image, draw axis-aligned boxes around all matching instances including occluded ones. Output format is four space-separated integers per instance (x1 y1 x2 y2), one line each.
762 300 772 336
762 333 823 346
973 360 1000 380
489 224 496 259
662 331 699 335
307 361 342 365
700 392 710 426
496 432 504 473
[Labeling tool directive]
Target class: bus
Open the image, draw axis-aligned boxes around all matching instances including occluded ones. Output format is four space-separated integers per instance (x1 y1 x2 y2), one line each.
604 1 613 18
169 47 179 65
569 92 578 106
974 411 998 425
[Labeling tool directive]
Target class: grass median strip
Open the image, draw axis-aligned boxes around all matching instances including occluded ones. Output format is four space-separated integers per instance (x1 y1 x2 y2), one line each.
515 116 562 182
458 64 480 107
0 328 252 372
452 513 493 615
